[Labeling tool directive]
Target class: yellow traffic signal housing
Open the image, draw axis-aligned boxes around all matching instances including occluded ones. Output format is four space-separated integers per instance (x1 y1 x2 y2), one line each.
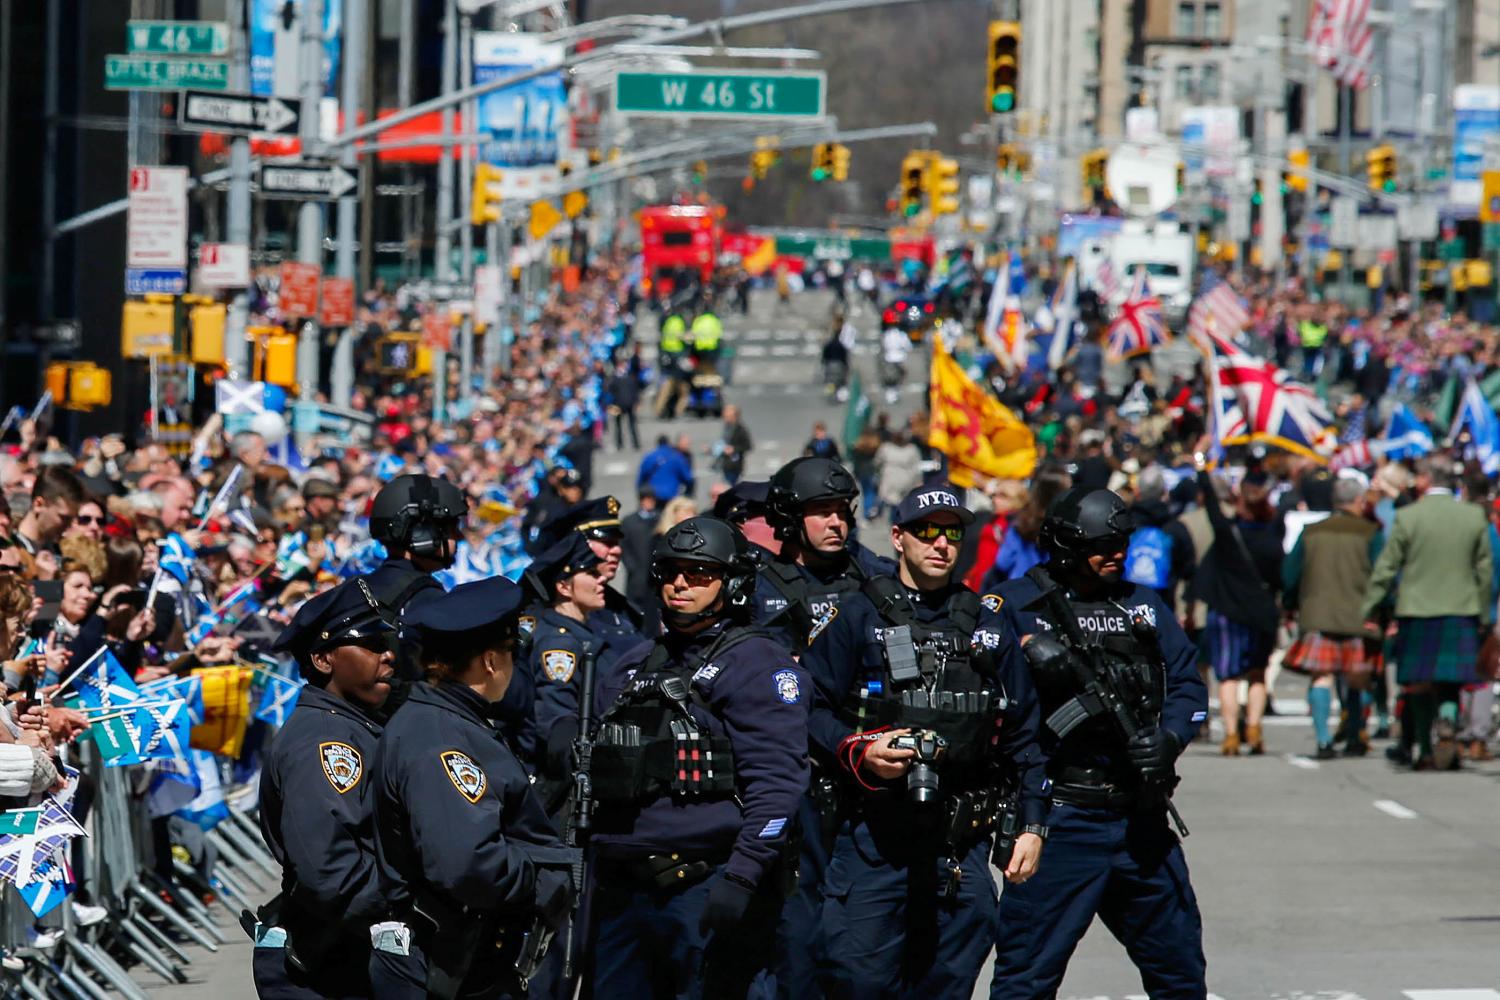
249 327 299 388
1286 148 1310 192
1366 144 1397 192
190 302 227 366
811 143 833 181
120 300 176 359
830 144 850 182
900 152 927 217
925 156 960 216
471 163 504 225
1081 148 1109 204
987 21 1020 113
45 362 112 411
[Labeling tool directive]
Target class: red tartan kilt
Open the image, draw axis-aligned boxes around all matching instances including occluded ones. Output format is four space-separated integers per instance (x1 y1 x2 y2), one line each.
1281 631 1380 677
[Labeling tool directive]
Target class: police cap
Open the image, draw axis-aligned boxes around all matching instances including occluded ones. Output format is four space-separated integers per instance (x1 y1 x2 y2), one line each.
535 496 622 551
711 480 770 523
893 483 976 527
403 575 526 640
1040 487 1132 558
272 578 394 660
529 534 603 591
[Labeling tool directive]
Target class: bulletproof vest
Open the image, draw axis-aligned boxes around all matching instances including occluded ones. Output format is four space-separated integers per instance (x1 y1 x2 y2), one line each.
762 557 865 651
844 579 998 767
367 562 442 684
1029 592 1167 737
590 628 760 805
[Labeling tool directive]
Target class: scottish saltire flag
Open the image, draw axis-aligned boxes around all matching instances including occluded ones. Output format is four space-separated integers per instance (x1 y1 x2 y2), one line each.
68 648 141 713
187 580 260 645
19 857 74 918
1045 261 1080 370
0 797 85 891
146 758 201 819
199 464 246 527
1206 333 1332 459
142 674 206 726
1382 404 1435 460
1106 268 1169 361
269 434 307 472
1448 377 1500 476
177 750 231 831
276 530 312 579
159 532 197 584
130 699 192 761
254 673 303 728
1187 271 1249 348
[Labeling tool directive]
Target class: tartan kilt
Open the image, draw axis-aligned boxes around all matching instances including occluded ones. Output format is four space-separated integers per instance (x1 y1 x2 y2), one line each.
1281 631 1380 678
1390 616 1481 685
1200 610 1275 682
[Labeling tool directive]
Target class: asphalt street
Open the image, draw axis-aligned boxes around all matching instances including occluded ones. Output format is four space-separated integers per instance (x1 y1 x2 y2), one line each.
163 290 1500 998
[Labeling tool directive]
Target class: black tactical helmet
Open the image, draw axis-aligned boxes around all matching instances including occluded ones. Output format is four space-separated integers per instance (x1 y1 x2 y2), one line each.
766 457 858 540
1039 487 1133 568
370 475 469 560
649 516 758 624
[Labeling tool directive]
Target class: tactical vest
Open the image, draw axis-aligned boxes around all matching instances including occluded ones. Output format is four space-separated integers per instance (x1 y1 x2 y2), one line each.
591 627 762 805
761 557 866 651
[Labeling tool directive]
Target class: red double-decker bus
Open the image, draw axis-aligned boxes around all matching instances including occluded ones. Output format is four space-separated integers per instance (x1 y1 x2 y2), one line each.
638 204 720 299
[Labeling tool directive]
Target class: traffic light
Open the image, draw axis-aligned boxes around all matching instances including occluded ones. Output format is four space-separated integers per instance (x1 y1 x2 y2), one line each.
987 21 1020 114
44 362 111 411
811 143 833 181
471 163 504 225
925 156 960 216
691 159 708 185
1286 148 1310 193
1367 144 1397 192
750 138 780 181
1081 148 1108 205
900 153 927 217
997 144 1014 174
830 143 850 182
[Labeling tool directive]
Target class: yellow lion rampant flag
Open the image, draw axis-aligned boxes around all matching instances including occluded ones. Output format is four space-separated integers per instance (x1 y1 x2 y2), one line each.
928 338 1037 486
190 665 255 758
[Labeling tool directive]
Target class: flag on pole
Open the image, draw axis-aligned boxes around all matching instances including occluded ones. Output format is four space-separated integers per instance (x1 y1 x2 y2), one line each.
0 797 86 892
159 532 198 584
1206 333 1333 459
928 338 1037 486
254 673 303 728
197 463 245 529
1381 404 1435 460
141 674 206 726
130 699 193 761
146 758 201 819
1307 0 1375 90
1105 267 1170 361
1186 271 1249 348
17 858 73 918
177 750 232 831
1447 377 1500 476
63 648 141 714
189 665 255 757
1045 261 1080 370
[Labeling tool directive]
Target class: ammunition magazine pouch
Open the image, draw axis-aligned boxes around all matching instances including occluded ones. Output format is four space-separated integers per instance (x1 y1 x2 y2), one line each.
591 734 737 804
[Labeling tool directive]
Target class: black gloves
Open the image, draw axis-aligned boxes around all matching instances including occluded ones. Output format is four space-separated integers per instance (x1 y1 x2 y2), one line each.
544 718 579 777
533 868 575 933
1127 727 1180 784
698 873 756 936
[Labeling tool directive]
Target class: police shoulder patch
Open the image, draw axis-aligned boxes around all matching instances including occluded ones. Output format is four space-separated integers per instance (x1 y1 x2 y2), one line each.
542 648 577 683
807 605 838 643
981 593 1003 613
440 750 487 803
773 669 801 705
518 614 537 635
319 741 362 794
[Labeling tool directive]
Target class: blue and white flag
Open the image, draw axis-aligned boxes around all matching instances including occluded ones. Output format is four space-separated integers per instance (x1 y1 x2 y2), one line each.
253 673 303 728
0 797 85 891
1383 403 1435 461
66 648 141 714
159 532 197 584
141 674 206 726
130 699 192 761
1448 378 1500 476
17 857 73 918
187 581 260 645
269 435 307 472
177 750 231 831
146 758 201 819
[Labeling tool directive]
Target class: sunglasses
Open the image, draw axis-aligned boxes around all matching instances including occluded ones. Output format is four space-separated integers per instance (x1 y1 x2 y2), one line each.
1082 535 1128 556
905 522 964 543
74 515 101 526
659 562 722 586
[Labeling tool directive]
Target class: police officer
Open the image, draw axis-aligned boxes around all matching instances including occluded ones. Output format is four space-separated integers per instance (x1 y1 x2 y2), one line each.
522 466 585 555
802 484 1047 1000
255 578 396 999
366 474 469 616
989 488 1208 999
690 305 723 374
711 479 779 560
587 516 808 999
368 575 577 1000
517 533 605 809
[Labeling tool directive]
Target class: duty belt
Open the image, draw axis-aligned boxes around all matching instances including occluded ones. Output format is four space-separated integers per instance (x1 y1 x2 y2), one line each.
595 851 725 892
1050 765 1137 811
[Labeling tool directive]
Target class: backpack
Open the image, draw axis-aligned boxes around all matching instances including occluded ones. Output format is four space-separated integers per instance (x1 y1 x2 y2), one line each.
1124 525 1174 591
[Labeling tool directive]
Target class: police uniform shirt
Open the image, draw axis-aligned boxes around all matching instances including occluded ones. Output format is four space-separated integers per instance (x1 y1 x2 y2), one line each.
802 583 1049 826
518 608 599 765
259 685 385 944
590 623 810 888
587 589 651 672
751 542 897 651
995 575 1208 767
371 680 564 918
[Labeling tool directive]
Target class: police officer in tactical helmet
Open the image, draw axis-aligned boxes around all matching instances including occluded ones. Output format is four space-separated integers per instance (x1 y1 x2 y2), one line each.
802 484 1048 999
587 516 808 999
255 579 396 999
989 487 1208 999
367 474 468 616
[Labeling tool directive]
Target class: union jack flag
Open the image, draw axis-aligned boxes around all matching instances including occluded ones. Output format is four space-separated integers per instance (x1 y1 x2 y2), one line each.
1308 0 1374 91
1207 334 1333 459
1187 271 1249 349
1106 267 1169 361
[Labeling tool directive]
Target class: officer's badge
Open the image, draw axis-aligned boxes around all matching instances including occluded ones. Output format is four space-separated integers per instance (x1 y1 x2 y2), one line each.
543 649 577 683
605 497 620 516
319 742 362 794
773 669 801 705
1133 603 1158 628
981 594 1003 613
807 605 838 643
440 750 487 803
518 614 536 635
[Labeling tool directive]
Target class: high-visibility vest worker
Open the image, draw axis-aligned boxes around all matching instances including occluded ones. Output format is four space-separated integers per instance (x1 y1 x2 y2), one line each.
690 311 722 352
660 314 688 353
1298 319 1328 349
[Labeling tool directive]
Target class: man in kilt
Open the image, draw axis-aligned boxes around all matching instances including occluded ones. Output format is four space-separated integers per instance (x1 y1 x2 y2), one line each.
1363 457 1493 771
1283 478 1384 759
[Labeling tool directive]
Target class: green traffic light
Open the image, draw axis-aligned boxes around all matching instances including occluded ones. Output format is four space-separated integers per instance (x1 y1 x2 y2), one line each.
903 203 920 217
991 91 1015 113
811 168 829 181
1382 179 1396 192
1251 192 1263 206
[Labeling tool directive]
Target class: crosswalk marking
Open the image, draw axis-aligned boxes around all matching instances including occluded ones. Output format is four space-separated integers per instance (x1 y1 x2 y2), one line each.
1374 799 1419 820
1404 991 1500 1000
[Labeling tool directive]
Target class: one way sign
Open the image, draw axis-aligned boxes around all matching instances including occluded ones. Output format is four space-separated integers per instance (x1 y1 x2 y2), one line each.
259 162 358 200
178 90 301 136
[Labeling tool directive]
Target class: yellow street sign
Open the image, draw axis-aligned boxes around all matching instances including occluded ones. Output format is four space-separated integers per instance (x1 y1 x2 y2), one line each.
563 191 588 219
1482 169 1500 223
529 199 563 240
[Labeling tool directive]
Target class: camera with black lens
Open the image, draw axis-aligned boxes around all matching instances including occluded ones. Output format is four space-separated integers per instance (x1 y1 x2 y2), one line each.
888 730 948 805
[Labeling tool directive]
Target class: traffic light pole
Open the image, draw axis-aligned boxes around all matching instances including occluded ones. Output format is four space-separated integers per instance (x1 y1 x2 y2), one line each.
457 12 475 408
332 0 369 410
225 0 252 380
432 0 458 426
295 0 325 403
1338 83 1354 296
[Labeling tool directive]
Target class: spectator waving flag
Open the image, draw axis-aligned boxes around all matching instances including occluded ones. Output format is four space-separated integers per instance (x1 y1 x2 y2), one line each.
1447 377 1500 475
1207 333 1332 460
1308 0 1374 90
130 699 192 761
1382 403 1435 460
254 672 303 728
1106 267 1169 361
1187 271 1249 349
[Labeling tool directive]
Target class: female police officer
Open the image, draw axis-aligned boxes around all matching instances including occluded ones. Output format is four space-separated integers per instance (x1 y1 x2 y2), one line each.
256 578 396 999
368 575 576 1000
587 515 809 999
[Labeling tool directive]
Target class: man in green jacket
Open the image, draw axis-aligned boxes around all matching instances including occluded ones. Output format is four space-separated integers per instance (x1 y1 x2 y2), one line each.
1362 456 1493 770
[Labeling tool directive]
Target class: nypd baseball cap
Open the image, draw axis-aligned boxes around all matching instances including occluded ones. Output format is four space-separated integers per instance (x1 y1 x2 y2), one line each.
894 484 976 526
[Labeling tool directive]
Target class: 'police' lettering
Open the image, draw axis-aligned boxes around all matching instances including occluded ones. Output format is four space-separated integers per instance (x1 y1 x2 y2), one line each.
1076 613 1128 633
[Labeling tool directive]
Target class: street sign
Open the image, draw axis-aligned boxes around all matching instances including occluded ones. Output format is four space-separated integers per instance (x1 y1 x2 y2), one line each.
614 69 826 121
198 243 251 288
279 262 322 318
127 166 188 295
126 20 228 56
422 312 452 351
773 234 892 261
1482 170 1500 223
1329 196 1359 248
1397 200 1440 241
319 277 355 328
179 90 301 136
105 54 227 91
259 162 357 200
528 200 563 241
474 265 504 327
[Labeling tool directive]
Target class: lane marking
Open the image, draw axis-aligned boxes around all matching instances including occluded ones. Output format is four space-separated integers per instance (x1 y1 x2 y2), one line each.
1374 799 1419 820
1404 992 1500 1000
738 345 768 358
1284 754 1320 770
601 461 628 476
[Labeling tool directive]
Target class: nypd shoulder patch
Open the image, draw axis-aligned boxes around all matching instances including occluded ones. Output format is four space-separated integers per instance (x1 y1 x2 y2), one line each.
440 750 487 803
773 669 801 705
319 741 362 794
518 614 536 635
981 593 1004 613
542 648 577 683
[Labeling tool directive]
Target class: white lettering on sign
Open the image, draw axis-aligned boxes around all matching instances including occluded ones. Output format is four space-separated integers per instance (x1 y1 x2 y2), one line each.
661 79 687 106
749 82 775 110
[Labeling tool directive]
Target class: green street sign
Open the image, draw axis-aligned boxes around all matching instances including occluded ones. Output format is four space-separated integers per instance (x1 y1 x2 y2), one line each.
774 235 892 261
615 70 826 120
126 20 229 56
105 54 228 91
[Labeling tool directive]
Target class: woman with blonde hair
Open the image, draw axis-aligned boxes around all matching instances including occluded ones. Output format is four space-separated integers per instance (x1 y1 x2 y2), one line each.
655 495 698 535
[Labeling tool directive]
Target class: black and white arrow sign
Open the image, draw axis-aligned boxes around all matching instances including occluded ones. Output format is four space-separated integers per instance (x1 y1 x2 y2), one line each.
258 162 358 200
178 90 301 136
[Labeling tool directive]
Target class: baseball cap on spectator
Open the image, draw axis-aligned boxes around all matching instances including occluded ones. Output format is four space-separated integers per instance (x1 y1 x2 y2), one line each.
302 478 340 502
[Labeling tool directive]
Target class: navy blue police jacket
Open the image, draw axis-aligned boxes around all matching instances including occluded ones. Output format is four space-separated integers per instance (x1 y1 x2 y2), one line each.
365 557 445 616
588 588 651 668
590 622 809 888
994 574 1208 770
371 680 565 919
259 685 385 941
517 608 600 765
801 582 1049 827
752 542 897 650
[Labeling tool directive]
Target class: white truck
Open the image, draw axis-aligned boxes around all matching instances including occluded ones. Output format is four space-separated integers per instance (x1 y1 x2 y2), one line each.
1079 220 1195 323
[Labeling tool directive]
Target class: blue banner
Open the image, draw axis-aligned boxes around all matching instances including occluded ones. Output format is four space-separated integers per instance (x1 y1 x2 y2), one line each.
250 0 343 98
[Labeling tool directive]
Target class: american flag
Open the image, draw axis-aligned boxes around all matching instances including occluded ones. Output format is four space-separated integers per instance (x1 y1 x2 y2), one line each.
1206 333 1333 459
1093 258 1121 302
1329 439 1376 472
1186 271 1250 349
1106 267 1169 361
1308 0 1374 90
